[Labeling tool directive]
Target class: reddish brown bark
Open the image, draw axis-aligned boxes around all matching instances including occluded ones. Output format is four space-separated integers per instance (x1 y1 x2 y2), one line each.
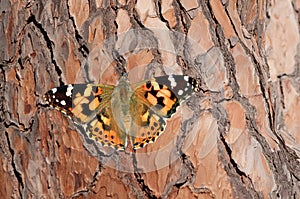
1 0 300 198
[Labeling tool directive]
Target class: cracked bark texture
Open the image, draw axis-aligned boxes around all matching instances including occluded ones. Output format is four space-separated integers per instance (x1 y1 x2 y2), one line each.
1 0 300 198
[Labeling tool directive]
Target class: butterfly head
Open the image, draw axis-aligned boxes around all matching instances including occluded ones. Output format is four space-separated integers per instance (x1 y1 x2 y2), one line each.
119 74 130 83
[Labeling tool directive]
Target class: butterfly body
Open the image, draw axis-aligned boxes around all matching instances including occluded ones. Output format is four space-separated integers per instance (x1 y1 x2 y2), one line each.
44 75 199 150
111 76 133 137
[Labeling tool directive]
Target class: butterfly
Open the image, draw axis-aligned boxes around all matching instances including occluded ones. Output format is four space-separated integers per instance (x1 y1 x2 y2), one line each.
44 75 200 150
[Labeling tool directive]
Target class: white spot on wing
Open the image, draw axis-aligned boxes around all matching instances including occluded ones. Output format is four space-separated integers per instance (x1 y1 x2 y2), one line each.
55 99 59 102
184 76 189 81
60 100 66 106
66 84 73 97
52 88 57 93
178 90 183 96
168 75 177 87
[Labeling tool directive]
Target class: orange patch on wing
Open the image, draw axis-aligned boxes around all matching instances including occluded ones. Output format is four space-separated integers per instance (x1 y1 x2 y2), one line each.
93 87 102 95
72 104 83 116
152 82 160 90
101 115 111 125
146 93 158 105
71 104 89 122
89 119 124 147
83 86 93 96
107 130 123 145
157 88 171 98
78 113 89 122
143 84 151 91
163 96 176 108
134 137 146 144
141 111 149 122
89 97 101 110
73 96 88 105
159 106 170 115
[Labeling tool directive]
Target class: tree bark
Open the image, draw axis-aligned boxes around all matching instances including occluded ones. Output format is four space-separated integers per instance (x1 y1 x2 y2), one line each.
1 0 300 198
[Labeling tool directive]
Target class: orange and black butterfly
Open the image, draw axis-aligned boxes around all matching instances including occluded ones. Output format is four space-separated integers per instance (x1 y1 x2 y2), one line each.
44 75 200 150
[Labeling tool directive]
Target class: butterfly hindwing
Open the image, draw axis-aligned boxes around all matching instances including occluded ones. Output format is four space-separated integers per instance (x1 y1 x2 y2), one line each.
85 106 127 150
129 96 166 149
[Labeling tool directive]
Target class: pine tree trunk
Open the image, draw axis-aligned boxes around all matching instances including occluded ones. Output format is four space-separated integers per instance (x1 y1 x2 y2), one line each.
1 0 300 198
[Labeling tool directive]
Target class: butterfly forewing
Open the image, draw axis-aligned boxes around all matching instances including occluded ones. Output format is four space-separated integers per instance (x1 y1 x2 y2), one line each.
132 75 199 118
129 75 199 148
44 83 127 149
44 84 114 123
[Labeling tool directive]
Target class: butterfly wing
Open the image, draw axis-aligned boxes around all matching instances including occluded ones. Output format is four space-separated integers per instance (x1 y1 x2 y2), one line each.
85 106 127 150
44 84 126 150
130 75 199 149
129 98 167 149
